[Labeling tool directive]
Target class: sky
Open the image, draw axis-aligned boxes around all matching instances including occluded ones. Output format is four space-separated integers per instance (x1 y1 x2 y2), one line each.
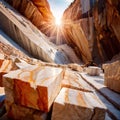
48 0 74 19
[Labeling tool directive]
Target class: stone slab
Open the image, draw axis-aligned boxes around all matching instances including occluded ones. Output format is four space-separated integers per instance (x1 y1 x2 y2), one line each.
62 69 92 92
3 65 64 112
52 88 106 120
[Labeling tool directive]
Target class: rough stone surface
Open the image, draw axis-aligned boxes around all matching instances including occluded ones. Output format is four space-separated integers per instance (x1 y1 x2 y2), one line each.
52 88 106 120
103 60 120 93
3 65 64 112
5 101 47 120
0 1 71 64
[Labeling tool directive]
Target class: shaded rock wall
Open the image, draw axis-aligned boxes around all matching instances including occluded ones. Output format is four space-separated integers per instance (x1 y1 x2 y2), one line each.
63 0 120 64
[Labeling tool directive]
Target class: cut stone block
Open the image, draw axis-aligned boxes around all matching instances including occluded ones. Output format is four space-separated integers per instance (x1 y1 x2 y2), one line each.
103 60 120 93
62 69 92 92
3 65 64 112
52 88 106 120
5 100 47 120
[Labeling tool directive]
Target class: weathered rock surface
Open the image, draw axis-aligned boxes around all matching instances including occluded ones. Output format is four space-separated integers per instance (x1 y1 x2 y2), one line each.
4 0 92 64
5 0 55 36
3 64 64 112
5 101 47 120
63 0 120 64
103 60 120 93
52 87 106 120
62 22 92 63
0 1 72 64
0 59 16 87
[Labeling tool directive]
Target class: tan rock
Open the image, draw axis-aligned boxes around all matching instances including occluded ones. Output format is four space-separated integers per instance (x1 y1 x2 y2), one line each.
62 69 92 92
0 59 14 87
52 88 106 120
86 66 101 76
5 101 47 120
0 53 4 60
3 65 64 112
103 60 120 93
80 72 120 110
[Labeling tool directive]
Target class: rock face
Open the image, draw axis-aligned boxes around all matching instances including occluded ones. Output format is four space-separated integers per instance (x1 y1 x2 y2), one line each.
61 22 92 63
0 1 73 64
63 0 120 64
3 64 64 112
5 0 55 36
103 60 120 93
52 88 106 120
4 0 92 64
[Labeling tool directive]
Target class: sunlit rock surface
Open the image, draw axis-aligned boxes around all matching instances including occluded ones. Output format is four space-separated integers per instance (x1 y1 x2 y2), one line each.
62 69 92 92
52 88 106 120
103 60 120 93
3 65 64 112
0 1 74 64
4 0 92 64
0 0 120 119
5 0 55 36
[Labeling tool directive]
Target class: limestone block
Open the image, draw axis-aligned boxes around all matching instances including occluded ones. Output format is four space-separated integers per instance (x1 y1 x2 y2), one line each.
52 88 106 120
3 65 64 112
103 60 120 93
86 66 101 76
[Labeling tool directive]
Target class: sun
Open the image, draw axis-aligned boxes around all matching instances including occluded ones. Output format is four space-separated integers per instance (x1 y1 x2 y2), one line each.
55 17 61 26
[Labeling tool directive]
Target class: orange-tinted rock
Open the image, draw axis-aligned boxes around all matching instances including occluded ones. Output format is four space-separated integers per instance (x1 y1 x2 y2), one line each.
0 2 72 64
3 65 64 112
52 88 106 120
5 100 47 120
5 0 55 36
62 23 92 63
0 59 14 87
62 69 92 92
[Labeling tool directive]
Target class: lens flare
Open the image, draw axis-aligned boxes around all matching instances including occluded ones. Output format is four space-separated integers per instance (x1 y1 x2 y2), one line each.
55 17 61 26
